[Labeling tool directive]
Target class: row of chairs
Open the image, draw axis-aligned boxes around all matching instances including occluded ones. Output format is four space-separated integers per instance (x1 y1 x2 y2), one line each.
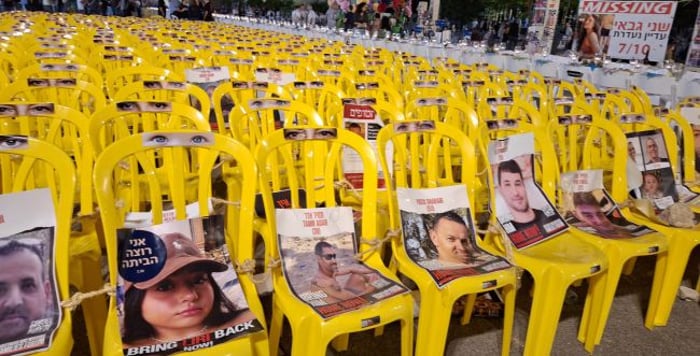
2 93 699 356
1 10 699 356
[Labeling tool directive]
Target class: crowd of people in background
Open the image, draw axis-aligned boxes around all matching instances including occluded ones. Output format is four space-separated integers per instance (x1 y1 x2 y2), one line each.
286 1 413 38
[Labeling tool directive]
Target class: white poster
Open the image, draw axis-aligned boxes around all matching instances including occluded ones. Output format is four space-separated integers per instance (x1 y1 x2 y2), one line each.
397 185 511 287
577 0 677 62
528 0 560 54
0 189 61 356
685 2 700 69
340 97 389 189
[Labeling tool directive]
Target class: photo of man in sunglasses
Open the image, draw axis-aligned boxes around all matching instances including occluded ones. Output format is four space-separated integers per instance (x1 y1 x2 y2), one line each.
311 241 378 303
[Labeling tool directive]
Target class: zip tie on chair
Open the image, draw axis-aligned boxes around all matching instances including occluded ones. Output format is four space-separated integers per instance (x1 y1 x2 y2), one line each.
212 155 235 171
475 223 501 236
335 179 363 201
236 258 280 284
61 284 116 312
354 229 401 260
209 197 241 206
476 165 488 176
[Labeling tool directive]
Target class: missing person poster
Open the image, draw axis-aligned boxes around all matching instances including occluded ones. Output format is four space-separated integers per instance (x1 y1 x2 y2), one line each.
276 207 408 319
626 129 679 210
341 97 389 189
488 132 568 249
576 0 677 62
185 66 230 125
117 216 262 356
397 185 511 287
253 67 295 86
560 170 655 238
0 189 61 356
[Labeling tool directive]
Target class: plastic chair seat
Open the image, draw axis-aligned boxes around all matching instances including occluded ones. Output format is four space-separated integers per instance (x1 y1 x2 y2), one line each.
269 271 414 356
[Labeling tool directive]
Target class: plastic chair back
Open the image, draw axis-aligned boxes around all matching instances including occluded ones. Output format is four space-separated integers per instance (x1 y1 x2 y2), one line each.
93 131 269 356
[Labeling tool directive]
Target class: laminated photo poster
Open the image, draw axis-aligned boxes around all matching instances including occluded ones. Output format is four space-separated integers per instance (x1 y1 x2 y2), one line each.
116 213 262 356
0 188 61 356
276 207 408 319
487 132 569 249
341 97 390 189
397 185 512 287
185 66 231 128
560 169 656 239
624 112 700 212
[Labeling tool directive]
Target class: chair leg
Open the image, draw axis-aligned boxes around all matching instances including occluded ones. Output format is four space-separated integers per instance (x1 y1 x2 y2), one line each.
500 284 516 356
622 256 638 275
582 271 611 352
330 334 349 352
292 325 329 356
523 272 570 356
252 329 271 356
645 240 693 328
269 298 284 356
78 258 107 356
399 313 414 356
460 293 477 325
414 289 452 356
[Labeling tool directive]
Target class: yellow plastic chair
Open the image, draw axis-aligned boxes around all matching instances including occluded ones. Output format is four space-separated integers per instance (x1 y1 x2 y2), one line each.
404 96 479 134
26 41 90 62
89 50 147 79
610 112 700 330
376 120 518 355
604 88 647 114
104 66 183 100
0 101 106 355
476 96 545 127
113 80 212 120
662 107 698 188
229 98 324 151
0 50 26 80
211 81 293 135
15 62 104 89
547 111 669 353
284 80 346 123
161 54 208 78
0 69 9 90
477 122 608 356
89 100 210 155
256 126 414 356
0 137 77 355
0 78 106 117
93 131 270 356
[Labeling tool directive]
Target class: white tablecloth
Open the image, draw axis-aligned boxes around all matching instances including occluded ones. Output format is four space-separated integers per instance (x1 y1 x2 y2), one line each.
214 16 691 104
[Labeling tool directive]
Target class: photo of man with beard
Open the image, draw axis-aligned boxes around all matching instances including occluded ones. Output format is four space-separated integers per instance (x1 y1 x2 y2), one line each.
0 239 52 345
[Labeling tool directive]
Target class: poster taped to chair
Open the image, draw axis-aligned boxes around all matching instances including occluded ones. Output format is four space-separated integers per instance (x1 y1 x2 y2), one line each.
341 97 390 189
185 66 230 126
397 185 511 287
276 207 408 319
488 132 568 249
560 170 655 238
0 189 61 356
625 129 684 210
116 215 262 356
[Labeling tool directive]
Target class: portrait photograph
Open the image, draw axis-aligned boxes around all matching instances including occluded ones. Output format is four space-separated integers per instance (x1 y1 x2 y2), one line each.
116 216 261 354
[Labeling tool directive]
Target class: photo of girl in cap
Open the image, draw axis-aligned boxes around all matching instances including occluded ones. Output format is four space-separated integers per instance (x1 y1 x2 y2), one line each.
118 217 259 350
